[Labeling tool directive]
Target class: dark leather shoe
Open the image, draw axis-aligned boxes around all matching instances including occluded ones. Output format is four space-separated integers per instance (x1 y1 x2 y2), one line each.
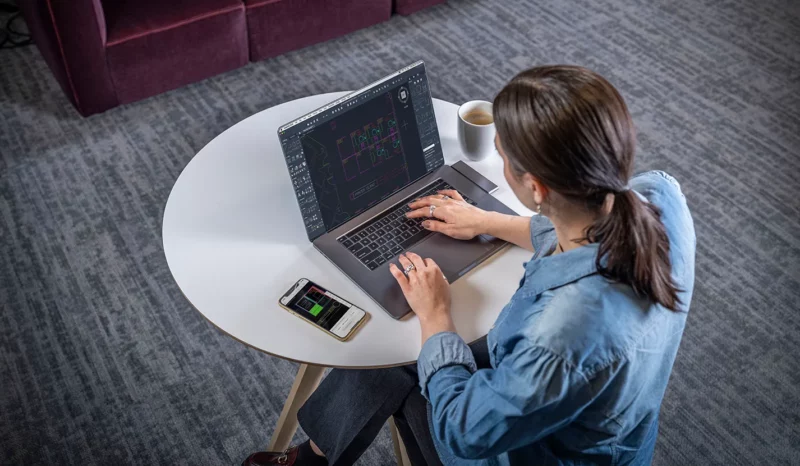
241 446 299 466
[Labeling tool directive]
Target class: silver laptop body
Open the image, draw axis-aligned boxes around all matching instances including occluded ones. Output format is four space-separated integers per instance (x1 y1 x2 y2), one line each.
278 61 514 319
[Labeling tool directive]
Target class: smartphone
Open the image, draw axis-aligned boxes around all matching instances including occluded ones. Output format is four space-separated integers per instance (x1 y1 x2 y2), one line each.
451 160 499 194
279 278 368 341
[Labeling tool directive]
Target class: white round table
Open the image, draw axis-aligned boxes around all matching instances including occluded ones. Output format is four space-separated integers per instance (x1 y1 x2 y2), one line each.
162 92 533 453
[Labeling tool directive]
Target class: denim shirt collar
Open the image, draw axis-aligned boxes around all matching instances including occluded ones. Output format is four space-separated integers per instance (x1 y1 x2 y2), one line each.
521 242 601 296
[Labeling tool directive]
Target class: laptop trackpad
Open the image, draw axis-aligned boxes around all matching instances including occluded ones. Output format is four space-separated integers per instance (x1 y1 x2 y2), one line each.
409 233 498 279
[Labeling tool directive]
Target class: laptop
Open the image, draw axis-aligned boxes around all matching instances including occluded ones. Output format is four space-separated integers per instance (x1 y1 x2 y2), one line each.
277 61 515 319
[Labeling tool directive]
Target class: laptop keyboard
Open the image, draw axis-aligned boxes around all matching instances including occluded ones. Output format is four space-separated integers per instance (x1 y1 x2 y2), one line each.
337 179 476 270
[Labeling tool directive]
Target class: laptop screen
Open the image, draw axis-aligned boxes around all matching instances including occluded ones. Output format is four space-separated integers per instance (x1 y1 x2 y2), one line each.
278 62 444 241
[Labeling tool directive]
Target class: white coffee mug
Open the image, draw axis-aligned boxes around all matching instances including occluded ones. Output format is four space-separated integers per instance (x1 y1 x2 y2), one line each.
457 100 496 161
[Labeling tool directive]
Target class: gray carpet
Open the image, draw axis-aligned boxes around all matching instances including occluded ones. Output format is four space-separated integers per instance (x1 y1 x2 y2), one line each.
1 0 799 464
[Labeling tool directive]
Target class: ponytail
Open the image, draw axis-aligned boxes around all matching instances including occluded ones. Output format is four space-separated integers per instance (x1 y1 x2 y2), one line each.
493 65 682 310
586 191 681 311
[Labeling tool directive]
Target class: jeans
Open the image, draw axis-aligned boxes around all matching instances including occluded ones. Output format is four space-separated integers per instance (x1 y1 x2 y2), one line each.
297 338 490 466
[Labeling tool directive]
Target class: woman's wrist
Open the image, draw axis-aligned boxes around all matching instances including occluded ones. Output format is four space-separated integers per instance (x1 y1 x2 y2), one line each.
481 211 535 251
481 211 507 237
419 310 456 344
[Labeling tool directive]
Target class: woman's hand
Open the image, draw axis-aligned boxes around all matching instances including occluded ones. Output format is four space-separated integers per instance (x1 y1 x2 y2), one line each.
389 252 455 343
407 190 491 240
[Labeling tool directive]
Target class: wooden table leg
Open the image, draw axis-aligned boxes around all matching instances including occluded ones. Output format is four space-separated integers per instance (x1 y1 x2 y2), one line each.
268 363 326 451
388 416 412 466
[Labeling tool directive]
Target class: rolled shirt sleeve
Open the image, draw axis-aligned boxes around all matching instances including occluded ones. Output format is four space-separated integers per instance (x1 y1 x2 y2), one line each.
417 331 477 397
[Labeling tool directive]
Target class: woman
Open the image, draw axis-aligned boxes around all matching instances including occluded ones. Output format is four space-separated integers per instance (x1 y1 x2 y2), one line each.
244 65 695 466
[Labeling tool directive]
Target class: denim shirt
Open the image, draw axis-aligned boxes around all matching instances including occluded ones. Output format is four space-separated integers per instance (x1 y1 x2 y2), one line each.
417 171 696 466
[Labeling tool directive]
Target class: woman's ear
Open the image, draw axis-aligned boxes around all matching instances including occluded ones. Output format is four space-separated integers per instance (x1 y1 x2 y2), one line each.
523 173 548 205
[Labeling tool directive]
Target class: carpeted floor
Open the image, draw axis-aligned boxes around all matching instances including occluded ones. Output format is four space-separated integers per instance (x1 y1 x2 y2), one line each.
1 0 799 464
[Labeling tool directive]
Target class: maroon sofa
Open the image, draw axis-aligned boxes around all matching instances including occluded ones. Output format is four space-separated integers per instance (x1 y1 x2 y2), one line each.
19 0 447 116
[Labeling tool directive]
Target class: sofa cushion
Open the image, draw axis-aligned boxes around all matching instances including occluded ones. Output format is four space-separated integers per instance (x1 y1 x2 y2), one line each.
105 1 248 104
103 0 244 45
245 0 391 62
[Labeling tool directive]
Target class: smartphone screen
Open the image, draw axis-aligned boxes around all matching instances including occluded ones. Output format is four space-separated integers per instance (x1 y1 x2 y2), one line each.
282 280 365 338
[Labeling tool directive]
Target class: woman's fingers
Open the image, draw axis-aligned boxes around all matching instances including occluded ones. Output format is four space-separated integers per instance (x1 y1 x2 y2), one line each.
405 208 428 219
407 198 432 209
388 264 409 293
406 204 448 219
404 252 427 272
437 189 465 202
423 257 441 271
421 219 454 235
408 196 446 210
397 254 414 273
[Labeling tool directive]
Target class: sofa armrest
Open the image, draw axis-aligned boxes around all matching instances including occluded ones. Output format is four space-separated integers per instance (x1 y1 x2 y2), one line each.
19 0 118 116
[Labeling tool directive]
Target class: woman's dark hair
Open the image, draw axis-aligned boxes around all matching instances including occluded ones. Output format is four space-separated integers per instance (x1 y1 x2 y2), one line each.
493 65 681 311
